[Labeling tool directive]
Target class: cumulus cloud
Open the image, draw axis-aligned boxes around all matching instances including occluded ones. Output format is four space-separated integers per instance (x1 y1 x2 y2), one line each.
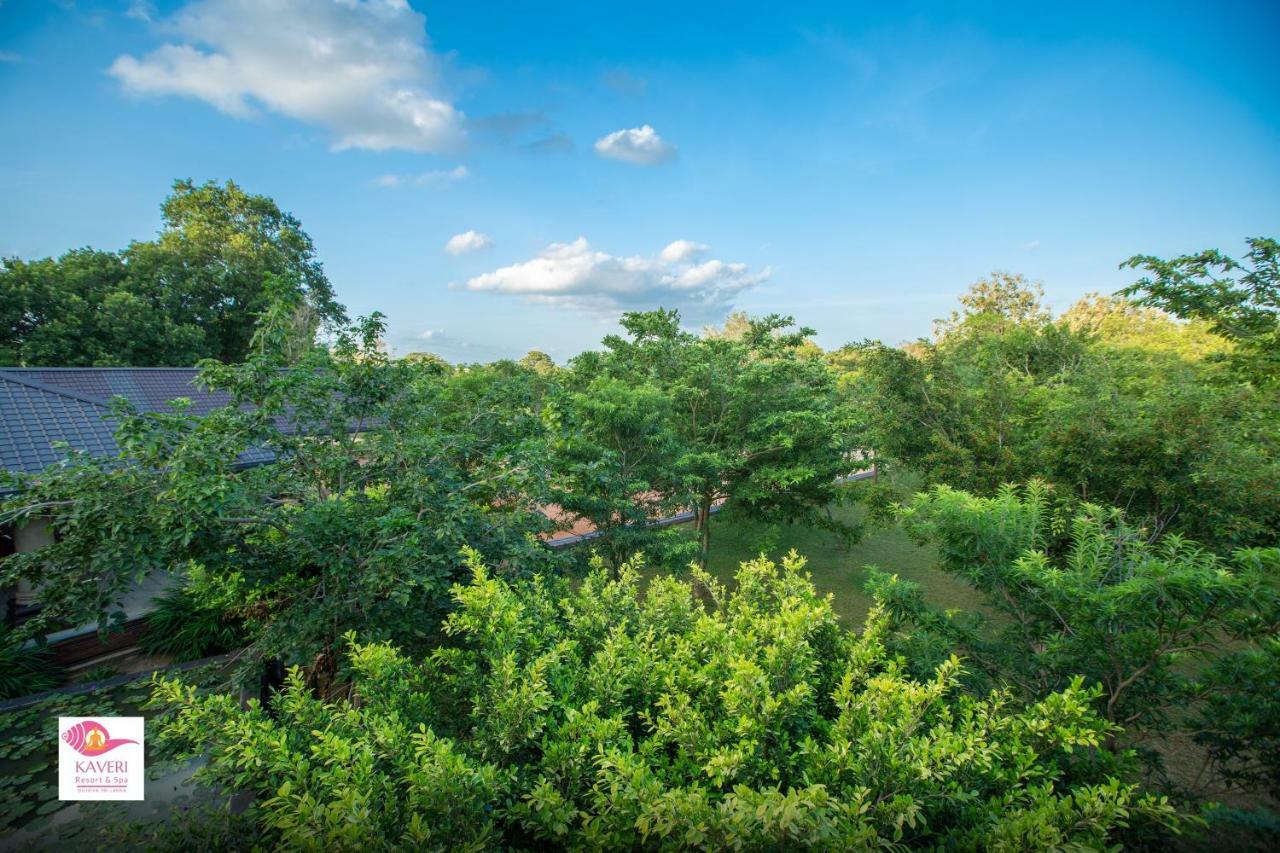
461 237 767 319
593 125 676 165
109 0 463 153
444 230 493 255
373 165 468 188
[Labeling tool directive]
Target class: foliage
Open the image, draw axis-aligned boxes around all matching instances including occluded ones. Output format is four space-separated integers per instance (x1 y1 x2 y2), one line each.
149 551 1180 850
140 579 248 661
1192 637 1280 800
872 482 1280 786
843 273 1280 551
576 309 859 562
548 370 695 569
1122 236 1279 386
0 307 558 686
73 663 121 684
933 271 1051 339
0 625 63 699
0 179 345 366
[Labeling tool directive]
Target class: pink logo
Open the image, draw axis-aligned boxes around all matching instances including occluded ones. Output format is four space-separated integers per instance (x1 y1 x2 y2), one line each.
61 720 138 756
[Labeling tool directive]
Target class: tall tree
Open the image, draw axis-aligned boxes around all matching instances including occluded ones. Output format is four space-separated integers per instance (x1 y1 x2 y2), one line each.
587 310 857 563
0 179 346 366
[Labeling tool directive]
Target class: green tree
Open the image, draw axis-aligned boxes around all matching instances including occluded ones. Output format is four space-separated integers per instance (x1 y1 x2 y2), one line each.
0 309 554 686
844 275 1279 550
548 372 694 570
1122 236 1279 385
0 249 205 366
145 551 1181 850
586 309 858 563
871 482 1280 783
518 349 559 376
0 179 345 366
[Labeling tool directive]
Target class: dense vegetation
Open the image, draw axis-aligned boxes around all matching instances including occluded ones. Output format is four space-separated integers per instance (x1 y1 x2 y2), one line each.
147 554 1179 849
1 182 1277 848
843 265 1279 552
0 180 345 366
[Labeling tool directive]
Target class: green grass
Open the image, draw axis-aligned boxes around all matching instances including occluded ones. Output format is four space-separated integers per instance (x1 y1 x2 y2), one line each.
654 501 985 628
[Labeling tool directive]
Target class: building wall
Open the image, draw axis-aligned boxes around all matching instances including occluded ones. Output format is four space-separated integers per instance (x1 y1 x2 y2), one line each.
9 514 175 639
12 516 53 607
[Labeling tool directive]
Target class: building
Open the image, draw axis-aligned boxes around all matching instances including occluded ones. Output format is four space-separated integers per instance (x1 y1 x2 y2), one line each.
0 368 275 667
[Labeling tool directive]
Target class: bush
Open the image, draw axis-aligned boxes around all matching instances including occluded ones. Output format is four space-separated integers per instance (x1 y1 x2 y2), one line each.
0 625 63 699
150 550 1180 850
878 481 1280 790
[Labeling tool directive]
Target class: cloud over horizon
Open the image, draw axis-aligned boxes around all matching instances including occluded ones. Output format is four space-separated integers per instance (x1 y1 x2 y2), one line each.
110 0 463 153
460 237 768 319
593 125 676 165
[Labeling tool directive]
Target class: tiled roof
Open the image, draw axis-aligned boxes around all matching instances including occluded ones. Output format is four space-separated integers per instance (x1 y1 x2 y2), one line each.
0 368 276 484
8 368 233 416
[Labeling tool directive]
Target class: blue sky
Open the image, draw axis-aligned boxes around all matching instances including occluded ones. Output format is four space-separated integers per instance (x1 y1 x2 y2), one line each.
1 1 1278 361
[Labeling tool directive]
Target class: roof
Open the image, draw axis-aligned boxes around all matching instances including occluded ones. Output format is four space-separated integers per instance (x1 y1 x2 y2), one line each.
0 368 275 484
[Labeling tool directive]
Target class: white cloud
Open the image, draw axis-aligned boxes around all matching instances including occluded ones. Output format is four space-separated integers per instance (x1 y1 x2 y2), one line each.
1022 239 1042 251
659 239 708 264
125 0 156 21
593 125 676 165
0 51 21 63
444 229 492 255
461 237 768 319
373 165 469 189
109 0 463 153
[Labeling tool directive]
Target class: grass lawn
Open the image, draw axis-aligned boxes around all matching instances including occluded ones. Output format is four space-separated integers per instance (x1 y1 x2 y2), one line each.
654 499 986 628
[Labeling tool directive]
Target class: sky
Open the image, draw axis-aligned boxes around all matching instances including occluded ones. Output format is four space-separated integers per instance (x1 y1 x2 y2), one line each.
1 1 1278 362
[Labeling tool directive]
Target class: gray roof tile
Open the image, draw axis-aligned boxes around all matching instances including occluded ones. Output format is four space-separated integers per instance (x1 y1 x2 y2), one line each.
0 368 280 483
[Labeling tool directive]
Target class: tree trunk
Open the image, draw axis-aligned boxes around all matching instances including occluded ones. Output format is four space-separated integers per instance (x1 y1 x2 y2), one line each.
697 498 712 566
242 657 286 711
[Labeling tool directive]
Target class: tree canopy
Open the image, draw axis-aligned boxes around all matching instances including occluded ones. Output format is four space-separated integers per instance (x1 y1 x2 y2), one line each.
575 309 858 563
0 179 345 366
0 309 554 687
843 271 1280 551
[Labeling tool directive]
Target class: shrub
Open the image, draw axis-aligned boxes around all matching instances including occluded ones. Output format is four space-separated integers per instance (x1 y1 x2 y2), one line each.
140 584 246 661
150 550 1180 850
878 481 1280 788
0 625 63 699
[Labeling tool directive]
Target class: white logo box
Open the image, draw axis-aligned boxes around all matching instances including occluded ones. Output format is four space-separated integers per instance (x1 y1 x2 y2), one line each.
58 716 145 801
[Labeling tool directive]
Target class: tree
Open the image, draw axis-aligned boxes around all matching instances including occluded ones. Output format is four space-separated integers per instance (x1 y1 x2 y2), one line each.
587 310 858 563
518 349 559 376
0 249 205 366
548 372 694 570
1122 236 1279 385
0 179 346 366
870 482 1280 782
844 276 1280 551
934 271 1051 339
145 552 1181 849
0 308 555 687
